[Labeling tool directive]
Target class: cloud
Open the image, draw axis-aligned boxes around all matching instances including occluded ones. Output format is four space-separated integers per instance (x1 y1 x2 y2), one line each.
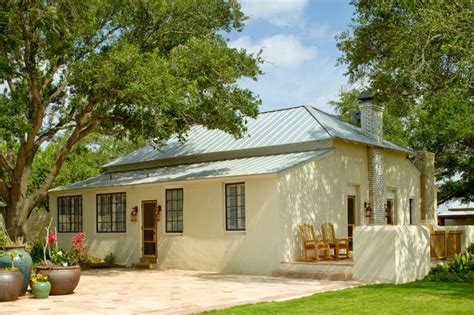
230 34 317 68
239 0 308 26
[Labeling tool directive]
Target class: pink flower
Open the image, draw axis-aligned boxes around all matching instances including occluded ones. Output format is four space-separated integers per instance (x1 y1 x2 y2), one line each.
48 231 57 245
71 232 86 257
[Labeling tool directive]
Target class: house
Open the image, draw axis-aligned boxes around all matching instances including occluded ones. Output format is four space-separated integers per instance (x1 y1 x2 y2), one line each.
49 99 430 276
438 202 474 226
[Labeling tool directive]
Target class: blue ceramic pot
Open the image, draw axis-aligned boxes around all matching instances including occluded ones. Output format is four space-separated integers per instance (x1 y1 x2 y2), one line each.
0 245 33 294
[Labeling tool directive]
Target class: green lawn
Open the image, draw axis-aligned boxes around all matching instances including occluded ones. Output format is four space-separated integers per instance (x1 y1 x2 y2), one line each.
206 281 474 315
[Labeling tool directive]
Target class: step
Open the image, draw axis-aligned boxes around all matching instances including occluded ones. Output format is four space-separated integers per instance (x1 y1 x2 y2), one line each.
139 257 157 264
272 269 352 281
132 263 158 270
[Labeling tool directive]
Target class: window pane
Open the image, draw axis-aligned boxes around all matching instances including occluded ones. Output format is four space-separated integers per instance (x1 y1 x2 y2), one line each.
97 193 126 233
58 196 83 233
226 183 245 231
166 188 183 233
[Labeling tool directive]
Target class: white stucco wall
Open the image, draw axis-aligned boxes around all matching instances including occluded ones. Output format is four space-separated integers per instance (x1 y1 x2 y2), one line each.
277 140 421 263
49 174 280 275
353 226 431 284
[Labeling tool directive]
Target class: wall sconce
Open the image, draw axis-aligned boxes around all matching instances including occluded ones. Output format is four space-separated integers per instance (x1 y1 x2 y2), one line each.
154 205 162 222
364 202 372 217
131 206 138 222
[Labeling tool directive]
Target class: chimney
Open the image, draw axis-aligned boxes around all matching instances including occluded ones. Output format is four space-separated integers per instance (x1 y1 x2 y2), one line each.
414 151 437 223
358 91 386 225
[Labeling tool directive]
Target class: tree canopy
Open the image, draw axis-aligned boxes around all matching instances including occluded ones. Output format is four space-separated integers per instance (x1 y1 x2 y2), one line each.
335 1 473 204
0 0 262 238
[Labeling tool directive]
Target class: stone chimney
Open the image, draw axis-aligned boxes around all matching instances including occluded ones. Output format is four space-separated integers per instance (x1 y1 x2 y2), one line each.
358 91 386 225
414 151 437 223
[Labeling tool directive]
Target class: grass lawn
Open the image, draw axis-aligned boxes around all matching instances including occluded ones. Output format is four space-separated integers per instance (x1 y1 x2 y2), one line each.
207 281 474 314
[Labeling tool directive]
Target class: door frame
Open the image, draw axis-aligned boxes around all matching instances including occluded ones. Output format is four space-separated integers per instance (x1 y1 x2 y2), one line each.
141 200 157 258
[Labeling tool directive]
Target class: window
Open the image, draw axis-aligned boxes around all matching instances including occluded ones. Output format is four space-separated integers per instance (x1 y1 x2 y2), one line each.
225 183 245 231
58 196 82 233
166 189 183 233
96 193 126 233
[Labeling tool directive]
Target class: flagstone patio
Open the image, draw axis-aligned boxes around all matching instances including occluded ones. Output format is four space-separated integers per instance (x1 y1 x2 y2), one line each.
2 269 364 314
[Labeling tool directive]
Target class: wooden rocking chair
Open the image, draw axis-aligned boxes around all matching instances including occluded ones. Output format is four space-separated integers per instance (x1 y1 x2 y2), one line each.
298 224 329 261
321 223 349 260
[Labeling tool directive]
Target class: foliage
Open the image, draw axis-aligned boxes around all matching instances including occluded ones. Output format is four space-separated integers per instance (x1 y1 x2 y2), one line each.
467 243 474 255
0 250 17 269
425 249 474 283
335 1 474 204
0 0 262 239
206 281 474 314
27 240 45 264
104 252 116 264
31 273 49 284
0 226 13 246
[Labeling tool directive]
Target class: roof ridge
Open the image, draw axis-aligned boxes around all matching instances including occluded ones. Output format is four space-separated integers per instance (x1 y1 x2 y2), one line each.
258 105 306 115
303 105 334 138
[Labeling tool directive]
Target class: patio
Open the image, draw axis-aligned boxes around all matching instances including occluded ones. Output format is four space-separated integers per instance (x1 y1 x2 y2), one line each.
2 269 363 314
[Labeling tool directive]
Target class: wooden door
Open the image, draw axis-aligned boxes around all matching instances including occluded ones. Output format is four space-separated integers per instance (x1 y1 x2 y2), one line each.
142 201 157 257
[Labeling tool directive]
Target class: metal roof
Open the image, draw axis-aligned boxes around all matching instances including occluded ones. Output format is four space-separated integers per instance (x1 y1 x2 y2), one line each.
104 106 411 169
51 149 331 192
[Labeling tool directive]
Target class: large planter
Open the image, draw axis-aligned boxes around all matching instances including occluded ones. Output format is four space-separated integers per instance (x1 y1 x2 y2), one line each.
0 245 32 294
31 281 51 299
35 265 81 295
0 270 23 302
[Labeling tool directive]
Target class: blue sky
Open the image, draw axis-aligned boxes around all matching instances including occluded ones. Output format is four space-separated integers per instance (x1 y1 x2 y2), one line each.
228 0 355 113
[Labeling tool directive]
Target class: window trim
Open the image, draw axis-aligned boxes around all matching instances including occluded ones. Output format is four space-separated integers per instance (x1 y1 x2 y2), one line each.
96 192 127 233
57 195 83 233
165 188 184 233
225 182 246 231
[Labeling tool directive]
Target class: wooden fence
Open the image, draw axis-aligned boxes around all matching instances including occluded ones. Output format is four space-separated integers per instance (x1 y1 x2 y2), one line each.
430 230 462 259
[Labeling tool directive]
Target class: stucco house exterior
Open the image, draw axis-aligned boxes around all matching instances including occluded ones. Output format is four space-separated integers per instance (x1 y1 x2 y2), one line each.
49 101 429 276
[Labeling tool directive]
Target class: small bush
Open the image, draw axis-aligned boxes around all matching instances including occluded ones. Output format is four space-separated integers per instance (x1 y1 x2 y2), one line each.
426 246 474 283
27 239 45 264
467 243 474 255
104 252 116 264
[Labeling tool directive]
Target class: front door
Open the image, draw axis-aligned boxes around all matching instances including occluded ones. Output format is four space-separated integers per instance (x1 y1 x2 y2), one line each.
347 195 356 250
142 201 157 257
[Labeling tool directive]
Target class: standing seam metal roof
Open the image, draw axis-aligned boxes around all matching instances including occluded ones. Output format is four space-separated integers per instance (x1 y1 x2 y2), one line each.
103 106 410 169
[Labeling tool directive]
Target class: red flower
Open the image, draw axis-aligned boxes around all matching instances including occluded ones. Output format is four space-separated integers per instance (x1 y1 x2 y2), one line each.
71 232 86 257
48 231 57 245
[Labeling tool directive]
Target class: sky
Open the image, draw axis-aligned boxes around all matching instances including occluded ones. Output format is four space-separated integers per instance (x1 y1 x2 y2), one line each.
228 0 355 113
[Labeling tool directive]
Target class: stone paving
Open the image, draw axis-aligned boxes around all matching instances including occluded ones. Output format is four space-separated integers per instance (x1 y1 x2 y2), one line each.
1 269 364 314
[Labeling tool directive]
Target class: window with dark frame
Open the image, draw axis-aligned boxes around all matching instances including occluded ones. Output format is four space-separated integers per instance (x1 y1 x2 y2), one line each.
166 188 183 233
58 196 83 233
96 193 126 233
225 183 245 231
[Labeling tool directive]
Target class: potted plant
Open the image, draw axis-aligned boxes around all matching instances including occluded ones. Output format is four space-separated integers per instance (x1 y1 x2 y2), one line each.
0 251 24 302
0 226 32 295
30 273 51 299
35 219 86 295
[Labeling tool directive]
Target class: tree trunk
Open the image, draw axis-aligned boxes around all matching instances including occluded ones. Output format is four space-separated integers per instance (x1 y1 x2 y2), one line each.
5 201 29 241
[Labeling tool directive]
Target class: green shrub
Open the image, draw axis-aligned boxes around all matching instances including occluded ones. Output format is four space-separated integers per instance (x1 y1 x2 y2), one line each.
27 239 45 264
426 265 461 282
467 243 474 255
449 252 474 274
426 250 474 283
104 252 116 264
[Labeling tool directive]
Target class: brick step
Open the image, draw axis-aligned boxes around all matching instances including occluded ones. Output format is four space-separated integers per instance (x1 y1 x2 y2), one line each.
272 269 352 281
133 263 158 269
139 257 157 264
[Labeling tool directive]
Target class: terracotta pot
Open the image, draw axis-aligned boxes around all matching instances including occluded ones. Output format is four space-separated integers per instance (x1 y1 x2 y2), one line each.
35 265 81 295
0 245 33 294
0 270 23 302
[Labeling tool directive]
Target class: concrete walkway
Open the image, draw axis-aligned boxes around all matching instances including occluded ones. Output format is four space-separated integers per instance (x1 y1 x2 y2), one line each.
1 269 363 314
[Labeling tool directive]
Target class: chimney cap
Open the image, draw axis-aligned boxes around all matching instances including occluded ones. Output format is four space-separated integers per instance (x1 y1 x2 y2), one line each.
358 90 374 102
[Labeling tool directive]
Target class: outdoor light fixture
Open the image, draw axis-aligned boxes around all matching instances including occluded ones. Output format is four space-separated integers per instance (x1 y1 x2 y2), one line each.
364 202 372 217
154 205 162 222
131 206 138 222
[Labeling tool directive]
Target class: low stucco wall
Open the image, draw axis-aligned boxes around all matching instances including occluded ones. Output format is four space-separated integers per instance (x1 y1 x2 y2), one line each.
353 225 430 284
